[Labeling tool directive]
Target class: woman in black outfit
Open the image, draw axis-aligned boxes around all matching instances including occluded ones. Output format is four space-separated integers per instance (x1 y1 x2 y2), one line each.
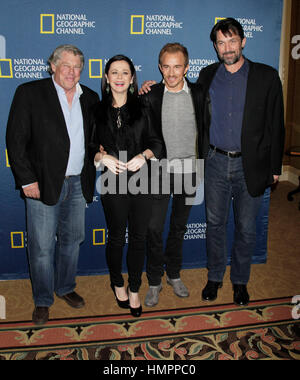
93 55 162 317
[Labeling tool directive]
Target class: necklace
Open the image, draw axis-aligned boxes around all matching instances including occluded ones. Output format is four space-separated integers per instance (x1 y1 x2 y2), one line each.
116 107 122 129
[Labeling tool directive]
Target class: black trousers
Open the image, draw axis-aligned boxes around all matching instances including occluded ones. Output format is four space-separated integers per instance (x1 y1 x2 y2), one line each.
146 172 196 286
101 192 152 292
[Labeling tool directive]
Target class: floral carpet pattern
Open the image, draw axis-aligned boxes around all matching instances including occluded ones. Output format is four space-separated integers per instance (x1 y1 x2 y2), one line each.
0 297 299 360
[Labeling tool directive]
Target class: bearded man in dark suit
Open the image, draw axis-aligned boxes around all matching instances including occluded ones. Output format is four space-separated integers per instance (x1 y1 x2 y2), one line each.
6 44 99 325
197 18 285 305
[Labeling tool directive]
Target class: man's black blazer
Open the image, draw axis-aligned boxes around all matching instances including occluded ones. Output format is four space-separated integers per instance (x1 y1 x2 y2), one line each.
141 79 205 159
197 59 285 197
6 78 100 205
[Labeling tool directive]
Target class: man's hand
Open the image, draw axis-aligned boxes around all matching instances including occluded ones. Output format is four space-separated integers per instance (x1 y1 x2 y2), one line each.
23 182 40 199
273 175 280 183
138 80 157 95
99 145 107 155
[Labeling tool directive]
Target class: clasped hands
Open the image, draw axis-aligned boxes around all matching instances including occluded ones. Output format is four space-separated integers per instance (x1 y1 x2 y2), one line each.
94 148 146 175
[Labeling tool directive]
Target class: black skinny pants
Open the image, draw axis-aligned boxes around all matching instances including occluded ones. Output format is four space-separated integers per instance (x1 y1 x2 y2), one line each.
101 192 152 293
146 172 196 286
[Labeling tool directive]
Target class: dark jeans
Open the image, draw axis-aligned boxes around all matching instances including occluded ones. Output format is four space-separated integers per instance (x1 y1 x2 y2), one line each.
204 148 264 285
101 192 152 293
146 172 196 286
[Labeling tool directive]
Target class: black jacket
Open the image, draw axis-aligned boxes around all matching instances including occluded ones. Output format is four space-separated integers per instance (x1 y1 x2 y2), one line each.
6 78 100 205
141 79 205 159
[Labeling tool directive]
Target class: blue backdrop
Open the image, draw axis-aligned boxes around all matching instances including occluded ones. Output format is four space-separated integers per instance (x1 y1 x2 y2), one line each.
0 0 283 279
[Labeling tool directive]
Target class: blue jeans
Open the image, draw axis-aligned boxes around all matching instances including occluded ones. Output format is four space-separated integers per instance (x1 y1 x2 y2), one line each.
25 176 86 307
204 149 263 285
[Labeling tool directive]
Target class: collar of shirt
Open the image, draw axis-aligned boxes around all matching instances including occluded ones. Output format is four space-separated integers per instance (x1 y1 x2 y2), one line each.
52 75 83 100
163 77 190 94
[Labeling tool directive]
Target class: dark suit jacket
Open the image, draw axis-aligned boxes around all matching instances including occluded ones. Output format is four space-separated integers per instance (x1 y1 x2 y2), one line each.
6 78 100 205
141 80 205 159
197 59 285 197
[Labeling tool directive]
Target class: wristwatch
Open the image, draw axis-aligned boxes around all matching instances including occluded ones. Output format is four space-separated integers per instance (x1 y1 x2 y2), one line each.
141 152 148 161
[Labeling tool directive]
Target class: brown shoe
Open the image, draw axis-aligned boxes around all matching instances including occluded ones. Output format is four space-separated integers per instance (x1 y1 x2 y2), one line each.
58 291 85 308
32 307 49 325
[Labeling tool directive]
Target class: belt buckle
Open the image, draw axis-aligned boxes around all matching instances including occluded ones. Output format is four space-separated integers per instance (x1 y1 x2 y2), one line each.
228 151 239 158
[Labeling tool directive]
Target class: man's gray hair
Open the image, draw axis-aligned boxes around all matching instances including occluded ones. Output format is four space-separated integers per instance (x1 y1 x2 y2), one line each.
48 44 84 74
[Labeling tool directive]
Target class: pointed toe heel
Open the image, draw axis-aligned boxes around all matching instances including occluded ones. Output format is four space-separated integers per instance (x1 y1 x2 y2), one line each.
129 304 142 318
127 286 142 317
111 284 130 309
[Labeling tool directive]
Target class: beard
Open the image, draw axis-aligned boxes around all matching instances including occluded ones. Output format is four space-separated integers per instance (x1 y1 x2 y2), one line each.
219 50 243 66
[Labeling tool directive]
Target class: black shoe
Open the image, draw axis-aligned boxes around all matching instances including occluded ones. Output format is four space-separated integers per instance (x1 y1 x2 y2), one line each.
111 284 130 309
129 304 142 318
58 291 85 309
233 284 249 306
202 281 222 301
32 306 49 325
128 286 142 318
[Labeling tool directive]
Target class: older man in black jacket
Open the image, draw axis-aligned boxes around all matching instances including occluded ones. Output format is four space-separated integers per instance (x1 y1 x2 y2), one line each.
6 44 99 324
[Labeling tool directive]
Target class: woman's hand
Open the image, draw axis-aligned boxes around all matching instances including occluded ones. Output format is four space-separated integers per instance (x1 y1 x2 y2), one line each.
126 154 146 172
101 154 127 175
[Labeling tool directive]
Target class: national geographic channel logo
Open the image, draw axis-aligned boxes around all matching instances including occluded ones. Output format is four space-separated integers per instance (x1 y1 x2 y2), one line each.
184 223 206 241
187 58 216 80
130 14 183 36
0 57 48 79
0 36 51 79
215 17 264 39
0 35 12 78
40 13 96 35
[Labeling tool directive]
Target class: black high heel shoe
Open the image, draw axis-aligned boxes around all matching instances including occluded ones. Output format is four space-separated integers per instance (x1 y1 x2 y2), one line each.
110 284 129 309
127 286 142 318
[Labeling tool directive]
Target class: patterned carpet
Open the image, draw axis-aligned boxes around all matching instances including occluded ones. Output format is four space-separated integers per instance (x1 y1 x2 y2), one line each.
0 297 299 360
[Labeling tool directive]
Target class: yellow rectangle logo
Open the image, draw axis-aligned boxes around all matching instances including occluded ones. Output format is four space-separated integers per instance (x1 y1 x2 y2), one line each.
215 17 226 24
11 232 24 248
5 149 10 167
130 15 144 34
40 14 55 34
0 59 13 78
89 59 102 78
93 229 105 245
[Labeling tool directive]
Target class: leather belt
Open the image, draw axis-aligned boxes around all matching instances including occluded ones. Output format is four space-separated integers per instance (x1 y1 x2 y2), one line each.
65 174 80 179
209 144 242 158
